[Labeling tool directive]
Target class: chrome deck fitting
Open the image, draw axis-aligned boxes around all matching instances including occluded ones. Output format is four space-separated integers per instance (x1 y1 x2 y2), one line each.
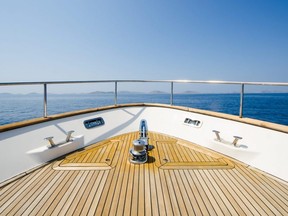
66 130 75 142
212 130 221 141
45 136 56 147
129 139 147 164
232 136 242 147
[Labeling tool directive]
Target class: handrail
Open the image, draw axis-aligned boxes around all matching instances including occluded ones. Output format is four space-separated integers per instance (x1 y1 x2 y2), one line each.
1 80 288 86
0 80 287 119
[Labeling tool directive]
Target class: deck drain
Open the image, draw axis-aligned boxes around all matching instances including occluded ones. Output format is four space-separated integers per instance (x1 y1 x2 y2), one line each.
105 158 110 162
163 158 169 163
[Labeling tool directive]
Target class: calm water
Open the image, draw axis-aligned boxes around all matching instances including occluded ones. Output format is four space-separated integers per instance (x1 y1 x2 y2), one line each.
0 93 287 126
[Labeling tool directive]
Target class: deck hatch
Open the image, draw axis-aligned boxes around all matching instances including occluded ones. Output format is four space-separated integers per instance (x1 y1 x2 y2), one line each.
153 140 234 169
53 140 121 170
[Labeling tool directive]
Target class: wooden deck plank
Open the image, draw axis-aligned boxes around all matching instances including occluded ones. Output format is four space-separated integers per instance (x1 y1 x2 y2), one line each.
178 142 198 162
188 169 218 215
225 167 269 215
216 169 260 215
150 149 166 216
160 141 171 162
94 141 125 215
169 170 190 215
107 137 133 215
115 139 133 215
131 163 140 216
236 164 288 214
65 171 94 215
77 153 87 163
83 151 94 163
55 171 90 215
14 170 65 216
201 169 236 215
42 170 81 216
72 171 102 216
153 141 165 167
0 164 50 207
178 170 202 215
0 165 52 215
209 169 247 215
86 144 104 162
232 166 281 215
28 169 76 215
80 171 107 215
148 157 159 216
123 157 135 215
244 165 288 202
163 170 181 215
194 170 224 215
0 177 22 197
171 143 183 162
1 131 288 215
165 142 178 162
95 144 109 162
1 168 56 215
93 135 126 214
140 163 147 216
183 169 210 215
87 170 110 216
104 141 119 163
158 169 174 214
143 161 152 216
114 133 134 215
189 146 202 161
178 141 194 161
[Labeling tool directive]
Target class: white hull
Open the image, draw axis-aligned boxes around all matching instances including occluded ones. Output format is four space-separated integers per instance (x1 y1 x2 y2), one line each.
1 103 287 184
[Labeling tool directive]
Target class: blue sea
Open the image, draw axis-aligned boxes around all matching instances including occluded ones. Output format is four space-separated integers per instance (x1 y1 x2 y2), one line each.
0 93 287 126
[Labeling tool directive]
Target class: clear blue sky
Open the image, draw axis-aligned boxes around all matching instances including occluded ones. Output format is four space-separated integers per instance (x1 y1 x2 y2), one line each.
0 0 288 93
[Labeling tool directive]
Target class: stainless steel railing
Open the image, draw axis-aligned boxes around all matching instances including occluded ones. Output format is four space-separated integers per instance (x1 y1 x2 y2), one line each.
1 80 288 118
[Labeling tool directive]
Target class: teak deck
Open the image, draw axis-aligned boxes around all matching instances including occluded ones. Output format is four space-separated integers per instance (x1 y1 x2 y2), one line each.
1 132 288 215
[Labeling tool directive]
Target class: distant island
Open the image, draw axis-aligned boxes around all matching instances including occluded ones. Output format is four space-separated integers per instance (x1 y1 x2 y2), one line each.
182 91 199 94
149 90 167 94
88 91 114 94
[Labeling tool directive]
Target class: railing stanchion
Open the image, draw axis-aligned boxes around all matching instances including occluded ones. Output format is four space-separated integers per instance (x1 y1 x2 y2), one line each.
115 81 118 105
239 83 244 118
0 80 287 123
170 82 174 105
43 83 48 118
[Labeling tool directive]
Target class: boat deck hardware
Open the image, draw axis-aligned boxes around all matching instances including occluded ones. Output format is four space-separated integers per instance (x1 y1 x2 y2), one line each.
45 130 76 148
184 118 202 127
44 136 55 147
139 119 148 138
66 130 75 142
212 130 221 141
129 139 148 164
139 119 154 151
232 136 242 146
83 117 105 129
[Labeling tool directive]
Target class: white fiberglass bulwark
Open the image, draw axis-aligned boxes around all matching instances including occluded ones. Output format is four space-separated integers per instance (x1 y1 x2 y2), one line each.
0 104 287 184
